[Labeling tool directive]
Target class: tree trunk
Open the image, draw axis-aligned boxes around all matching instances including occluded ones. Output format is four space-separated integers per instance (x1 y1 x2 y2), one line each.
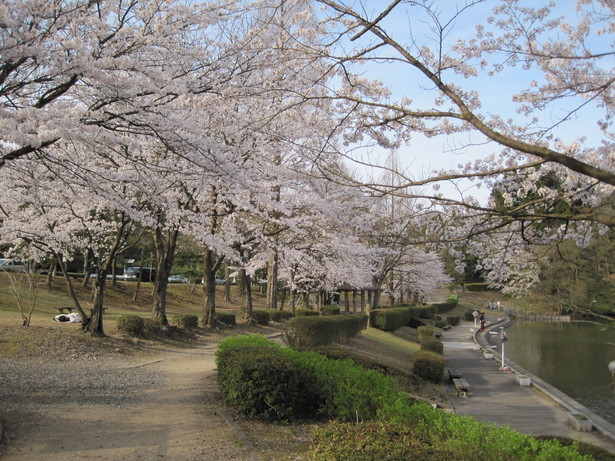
89 275 106 336
53 250 88 328
152 226 178 327
133 247 145 302
266 252 279 310
224 263 232 302
202 247 216 328
239 268 254 320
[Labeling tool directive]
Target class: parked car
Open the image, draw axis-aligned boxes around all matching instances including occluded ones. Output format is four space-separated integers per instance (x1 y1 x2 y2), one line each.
215 275 225 285
0 259 27 273
120 266 156 282
168 275 189 284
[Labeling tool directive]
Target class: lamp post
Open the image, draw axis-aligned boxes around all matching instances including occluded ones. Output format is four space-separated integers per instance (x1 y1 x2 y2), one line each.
499 328 509 371
473 310 479 330
609 361 615 393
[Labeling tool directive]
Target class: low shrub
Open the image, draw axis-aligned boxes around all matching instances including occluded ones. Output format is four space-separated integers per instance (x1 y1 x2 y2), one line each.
420 336 444 355
370 307 412 330
282 314 367 350
294 308 319 317
435 319 446 328
446 315 460 326
116 314 145 337
413 351 445 383
464 310 476 321
310 420 458 461
322 305 340 316
173 314 199 328
267 309 293 322
215 312 236 326
466 283 490 292
407 305 435 319
216 345 313 421
416 325 435 342
216 334 280 365
251 309 270 325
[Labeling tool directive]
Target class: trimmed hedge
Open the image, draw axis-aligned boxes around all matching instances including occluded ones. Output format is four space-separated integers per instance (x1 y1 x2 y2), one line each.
420 336 444 355
446 315 460 326
407 305 435 319
172 314 198 328
312 405 590 461
294 308 319 317
116 315 144 337
417 325 435 342
282 314 367 350
370 307 412 331
216 345 315 421
251 309 270 325
215 312 236 326
413 351 445 383
267 309 294 322
310 421 457 461
322 305 340 316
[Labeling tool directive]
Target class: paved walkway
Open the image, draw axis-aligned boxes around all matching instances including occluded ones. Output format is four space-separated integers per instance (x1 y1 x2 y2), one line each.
442 314 615 454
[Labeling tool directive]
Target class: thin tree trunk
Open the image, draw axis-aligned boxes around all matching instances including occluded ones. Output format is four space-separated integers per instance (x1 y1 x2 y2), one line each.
133 247 145 302
53 250 88 328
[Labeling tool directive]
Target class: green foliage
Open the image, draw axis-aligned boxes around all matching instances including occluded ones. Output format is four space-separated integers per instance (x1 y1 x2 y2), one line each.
215 311 236 326
251 309 270 325
380 403 590 461
116 314 145 337
322 305 340 315
267 309 293 322
216 345 312 421
420 336 443 355
369 307 412 330
412 351 444 383
282 314 367 350
434 299 458 313
285 349 407 422
294 308 319 317
446 315 460 326
172 314 198 328
407 305 435 319
407 316 426 328
416 325 435 342
310 420 458 461
464 310 476 321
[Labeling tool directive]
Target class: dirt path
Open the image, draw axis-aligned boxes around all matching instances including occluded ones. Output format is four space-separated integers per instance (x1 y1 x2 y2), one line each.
1 343 252 460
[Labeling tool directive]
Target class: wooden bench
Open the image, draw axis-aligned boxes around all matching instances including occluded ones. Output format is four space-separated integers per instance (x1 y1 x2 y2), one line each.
447 368 463 382
453 378 471 397
433 331 442 339
56 306 74 314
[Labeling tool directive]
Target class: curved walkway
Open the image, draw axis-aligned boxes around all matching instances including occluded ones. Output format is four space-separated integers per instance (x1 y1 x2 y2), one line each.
442 313 615 454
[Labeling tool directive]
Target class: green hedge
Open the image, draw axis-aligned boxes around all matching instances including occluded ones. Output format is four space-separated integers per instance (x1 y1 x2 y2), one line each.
267 309 294 322
417 325 435 342
413 351 445 383
215 312 236 326
172 314 198 328
446 315 460 326
294 308 319 317
407 305 435 319
420 336 444 355
116 315 144 337
251 309 270 325
322 305 340 316
369 307 412 330
282 314 367 350
216 345 315 421
311 407 590 461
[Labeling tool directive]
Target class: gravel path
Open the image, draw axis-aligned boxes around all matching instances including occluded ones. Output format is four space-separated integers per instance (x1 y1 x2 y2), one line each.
0 324 254 460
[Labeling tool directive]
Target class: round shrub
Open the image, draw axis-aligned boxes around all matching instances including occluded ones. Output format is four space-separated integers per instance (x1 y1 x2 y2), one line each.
215 312 236 326
294 308 319 317
417 325 435 342
251 309 270 325
420 336 444 355
322 305 340 316
173 314 198 328
116 315 145 337
217 345 312 421
267 309 293 322
464 310 475 321
413 351 445 383
446 315 460 326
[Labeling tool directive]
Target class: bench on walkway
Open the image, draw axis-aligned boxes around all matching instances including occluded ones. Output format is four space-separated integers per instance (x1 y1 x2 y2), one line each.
453 378 471 397
56 306 74 314
447 368 463 382
442 325 452 331
433 331 442 339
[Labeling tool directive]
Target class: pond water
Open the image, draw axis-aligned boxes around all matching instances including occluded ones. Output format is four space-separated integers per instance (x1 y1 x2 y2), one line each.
489 320 615 424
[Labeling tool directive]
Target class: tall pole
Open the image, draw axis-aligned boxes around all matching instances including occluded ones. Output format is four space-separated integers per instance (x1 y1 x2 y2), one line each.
499 329 509 371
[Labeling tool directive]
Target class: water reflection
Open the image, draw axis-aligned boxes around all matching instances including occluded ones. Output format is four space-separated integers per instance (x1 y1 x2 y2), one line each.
489 321 615 424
